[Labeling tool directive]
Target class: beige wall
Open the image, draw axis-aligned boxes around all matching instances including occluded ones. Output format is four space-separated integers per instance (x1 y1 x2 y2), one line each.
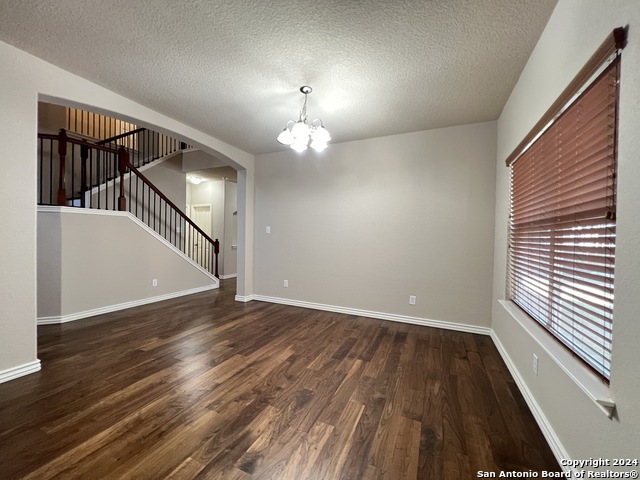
0 40 254 380
37 208 216 320
182 149 229 170
236 169 253 299
492 0 640 467
37 211 62 318
254 122 497 327
223 180 238 278
0 46 40 377
141 155 187 211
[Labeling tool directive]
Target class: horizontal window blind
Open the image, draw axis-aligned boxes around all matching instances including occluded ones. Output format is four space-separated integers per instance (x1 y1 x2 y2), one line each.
507 56 619 381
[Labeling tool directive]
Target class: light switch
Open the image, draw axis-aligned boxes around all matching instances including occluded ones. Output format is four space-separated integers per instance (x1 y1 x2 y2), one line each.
266 226 271 234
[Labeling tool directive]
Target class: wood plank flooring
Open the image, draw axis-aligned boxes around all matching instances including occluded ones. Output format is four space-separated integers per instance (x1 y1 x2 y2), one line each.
0 280 560 479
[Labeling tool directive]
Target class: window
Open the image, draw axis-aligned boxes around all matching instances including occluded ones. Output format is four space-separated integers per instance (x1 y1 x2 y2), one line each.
506 29 625 381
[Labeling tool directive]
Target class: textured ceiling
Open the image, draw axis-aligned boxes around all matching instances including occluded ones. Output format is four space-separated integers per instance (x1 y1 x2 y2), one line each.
0 0 557 155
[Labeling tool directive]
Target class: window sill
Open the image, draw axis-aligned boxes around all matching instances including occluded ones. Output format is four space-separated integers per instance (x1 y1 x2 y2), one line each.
499 300 615 418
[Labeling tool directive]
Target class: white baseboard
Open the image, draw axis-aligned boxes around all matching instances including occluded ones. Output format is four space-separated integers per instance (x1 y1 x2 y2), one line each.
234 294 255 303
490 331 570 473
220 274 237 280
0 360 41 384
38 284 218 325
251 295 492 336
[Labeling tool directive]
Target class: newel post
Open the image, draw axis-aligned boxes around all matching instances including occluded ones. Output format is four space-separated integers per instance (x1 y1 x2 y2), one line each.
117 147 128 211
80 144 89 208
56 129 67 206
213 239 220 278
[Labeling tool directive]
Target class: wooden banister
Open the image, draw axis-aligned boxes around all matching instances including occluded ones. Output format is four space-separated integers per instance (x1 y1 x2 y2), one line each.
117 147 128 211
56 129 67 206
214 238 220 278
41 130 122 155
80 144 89 208
96 127 146 145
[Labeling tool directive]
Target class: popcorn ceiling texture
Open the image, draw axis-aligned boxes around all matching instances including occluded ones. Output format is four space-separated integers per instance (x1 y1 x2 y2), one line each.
0 0 557 155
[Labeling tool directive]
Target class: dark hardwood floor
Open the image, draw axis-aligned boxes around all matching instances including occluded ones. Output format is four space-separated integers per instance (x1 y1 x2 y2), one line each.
0 280 559 479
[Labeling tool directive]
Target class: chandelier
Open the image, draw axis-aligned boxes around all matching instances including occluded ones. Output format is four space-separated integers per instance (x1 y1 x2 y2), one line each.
277 86 331 152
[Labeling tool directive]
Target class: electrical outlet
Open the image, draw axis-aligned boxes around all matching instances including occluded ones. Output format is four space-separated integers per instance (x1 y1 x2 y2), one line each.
533 353 539 375
266 226 271 234
283 279 288 287
409 295 417 305
152 279 158 287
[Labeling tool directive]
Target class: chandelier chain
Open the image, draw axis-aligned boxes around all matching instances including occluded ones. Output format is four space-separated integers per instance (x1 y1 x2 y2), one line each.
299 93 309 123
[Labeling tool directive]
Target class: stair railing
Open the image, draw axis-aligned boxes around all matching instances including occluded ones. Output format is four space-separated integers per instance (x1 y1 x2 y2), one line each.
122 161 219 277
37 129 219 278
97 127 189 169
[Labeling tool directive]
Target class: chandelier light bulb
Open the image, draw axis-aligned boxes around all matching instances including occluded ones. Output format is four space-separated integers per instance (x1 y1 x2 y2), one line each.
312 124 331 143
277 127 293 145
310 141 328 152
291 121 310 141
291 141 308 153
